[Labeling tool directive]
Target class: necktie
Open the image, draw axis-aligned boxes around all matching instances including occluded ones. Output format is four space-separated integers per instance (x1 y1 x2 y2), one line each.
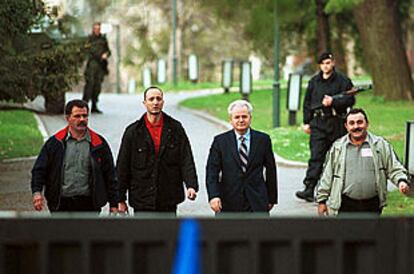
239 136 248 173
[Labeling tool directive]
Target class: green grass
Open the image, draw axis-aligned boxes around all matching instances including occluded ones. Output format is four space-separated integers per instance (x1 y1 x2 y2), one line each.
0 110 43 160
383 190 414 215
155 79 280 92
180 89 414 162
157 81 220 92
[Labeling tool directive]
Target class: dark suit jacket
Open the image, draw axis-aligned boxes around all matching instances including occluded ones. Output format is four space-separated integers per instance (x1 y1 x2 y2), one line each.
206 129 278 212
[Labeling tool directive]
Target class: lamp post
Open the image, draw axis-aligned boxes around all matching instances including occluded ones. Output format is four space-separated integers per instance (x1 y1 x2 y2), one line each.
188 54 199 83
142 67 152 89
240 61 252 101
157 58 167 84
222 59 233 93
172 0 177 86
286 73 302 125
272 0 280 128
115 24 121 94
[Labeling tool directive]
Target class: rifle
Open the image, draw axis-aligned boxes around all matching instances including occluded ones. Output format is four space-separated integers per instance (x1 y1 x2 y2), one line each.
311 84 373 110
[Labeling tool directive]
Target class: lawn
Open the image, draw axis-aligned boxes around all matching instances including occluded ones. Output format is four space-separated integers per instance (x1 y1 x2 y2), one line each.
0 110 43 161
158 81 220 92
154 79 275 92
382 190 414 215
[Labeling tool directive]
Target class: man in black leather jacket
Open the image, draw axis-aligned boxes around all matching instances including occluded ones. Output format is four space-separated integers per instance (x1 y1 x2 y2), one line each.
117 86 198 214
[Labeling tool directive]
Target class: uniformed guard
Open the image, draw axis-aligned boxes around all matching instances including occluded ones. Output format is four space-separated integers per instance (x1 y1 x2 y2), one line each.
82 22 111 114
296 52 355 202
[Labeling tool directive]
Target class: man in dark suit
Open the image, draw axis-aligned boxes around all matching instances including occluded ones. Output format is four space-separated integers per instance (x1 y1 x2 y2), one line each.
206 100 278 213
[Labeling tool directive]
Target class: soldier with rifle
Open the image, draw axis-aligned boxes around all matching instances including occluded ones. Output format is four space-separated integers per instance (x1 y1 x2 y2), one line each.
296 52 355 202
82 22 111 114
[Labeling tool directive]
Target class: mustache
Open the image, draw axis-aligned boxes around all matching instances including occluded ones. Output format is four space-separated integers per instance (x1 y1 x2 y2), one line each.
351 128 363 133
78 121 87 126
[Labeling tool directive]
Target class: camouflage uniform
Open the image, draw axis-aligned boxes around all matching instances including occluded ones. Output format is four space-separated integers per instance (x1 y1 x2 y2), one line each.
82 33 111 111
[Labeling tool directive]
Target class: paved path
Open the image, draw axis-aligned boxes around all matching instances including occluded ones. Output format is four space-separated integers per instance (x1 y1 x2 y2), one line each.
34 91 316 216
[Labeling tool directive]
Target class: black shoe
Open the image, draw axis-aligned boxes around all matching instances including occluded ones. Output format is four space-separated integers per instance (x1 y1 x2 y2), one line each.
295 186 314 202
91 108 103 114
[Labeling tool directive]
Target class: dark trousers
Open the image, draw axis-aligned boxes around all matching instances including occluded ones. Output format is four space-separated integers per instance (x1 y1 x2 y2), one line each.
217 195 270 215
134 205 177 216
305 116 347 187
82 63 104 105
338 195 382 215
55 195 97 212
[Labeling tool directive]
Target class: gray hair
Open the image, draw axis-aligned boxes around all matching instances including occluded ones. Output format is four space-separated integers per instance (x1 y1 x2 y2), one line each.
227 100 253 116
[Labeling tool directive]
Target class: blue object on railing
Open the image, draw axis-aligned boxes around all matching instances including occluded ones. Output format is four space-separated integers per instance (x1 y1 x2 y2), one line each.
172 219 201 274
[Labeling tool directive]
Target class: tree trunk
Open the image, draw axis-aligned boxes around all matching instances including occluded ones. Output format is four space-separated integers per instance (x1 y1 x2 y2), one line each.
331 14 348 74
315 0 331 55
44 91 65 114
353 0 413 100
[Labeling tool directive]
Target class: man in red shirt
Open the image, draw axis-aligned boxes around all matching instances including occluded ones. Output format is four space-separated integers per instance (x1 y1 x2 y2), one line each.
117 86 198 214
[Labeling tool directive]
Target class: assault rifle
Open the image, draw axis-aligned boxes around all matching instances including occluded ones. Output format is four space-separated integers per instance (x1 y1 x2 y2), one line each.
311 84 373 110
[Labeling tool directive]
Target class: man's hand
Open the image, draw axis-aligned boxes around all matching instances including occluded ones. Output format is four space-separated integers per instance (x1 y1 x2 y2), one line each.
303 124 311 134
399 181 410 195
318 203 329 216
32 193 44 211
268 203 274 211
109 207 118 214
118 201 128 214
187 188 197 200
209 197 222 213
322 95 333 107
101 53 108 60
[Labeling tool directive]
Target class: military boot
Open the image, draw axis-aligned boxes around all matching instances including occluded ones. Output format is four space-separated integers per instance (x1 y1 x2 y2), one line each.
91 102 103 114
295 181 315 202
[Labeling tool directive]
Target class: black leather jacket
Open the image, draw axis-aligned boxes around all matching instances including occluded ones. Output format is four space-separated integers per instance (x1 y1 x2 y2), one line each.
31 127 119 211
116 113 198 210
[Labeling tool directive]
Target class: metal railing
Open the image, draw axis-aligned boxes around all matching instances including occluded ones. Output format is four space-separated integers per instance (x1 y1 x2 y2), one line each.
1 215 413 274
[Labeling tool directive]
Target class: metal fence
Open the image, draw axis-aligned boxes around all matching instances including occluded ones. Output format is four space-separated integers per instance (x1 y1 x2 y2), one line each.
0 216 413 274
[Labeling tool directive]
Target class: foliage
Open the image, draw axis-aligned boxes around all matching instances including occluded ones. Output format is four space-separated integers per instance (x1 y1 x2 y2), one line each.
201 0 315 64
34 40 85 96
0 110 43 160
325 0 363 13
0 50 33 102
85 0 111 19
0 0 87 110
0 0 40 38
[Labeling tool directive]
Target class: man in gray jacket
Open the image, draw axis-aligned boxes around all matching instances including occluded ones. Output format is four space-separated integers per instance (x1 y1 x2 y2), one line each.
317 108 410 216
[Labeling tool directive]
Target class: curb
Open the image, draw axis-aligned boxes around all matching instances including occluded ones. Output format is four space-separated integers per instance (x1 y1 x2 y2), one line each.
178 105 308 168
34 113 49 142
2 156 37 163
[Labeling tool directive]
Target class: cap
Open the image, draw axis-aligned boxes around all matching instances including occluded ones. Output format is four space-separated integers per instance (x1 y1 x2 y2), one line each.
318 52 334 64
